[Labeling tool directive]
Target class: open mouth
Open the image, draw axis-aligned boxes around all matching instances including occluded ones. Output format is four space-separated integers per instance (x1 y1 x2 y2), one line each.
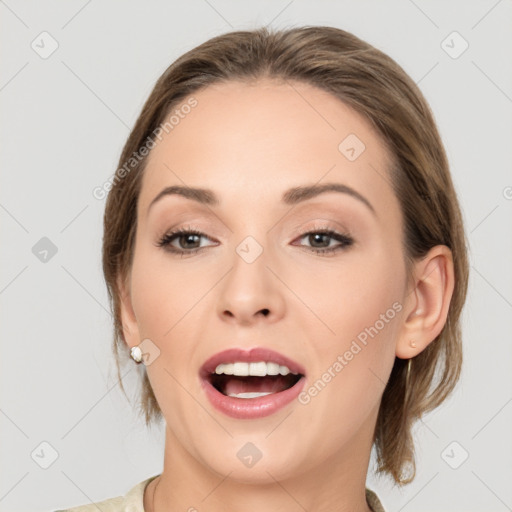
208 362 304 399
199 349 307 418
201 351 304 398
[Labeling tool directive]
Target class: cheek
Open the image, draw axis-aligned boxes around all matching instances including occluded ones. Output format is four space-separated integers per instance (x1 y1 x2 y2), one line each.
298 244 404 387
299 243 404 331
128 248 203 422
128 243 223 388
130 242 203 338
296 262 402 442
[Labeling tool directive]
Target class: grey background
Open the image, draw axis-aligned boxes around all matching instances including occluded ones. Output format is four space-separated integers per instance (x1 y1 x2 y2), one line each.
1 1 511 511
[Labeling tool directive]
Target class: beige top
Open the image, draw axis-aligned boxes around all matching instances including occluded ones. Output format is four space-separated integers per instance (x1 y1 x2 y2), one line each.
55 474 385 512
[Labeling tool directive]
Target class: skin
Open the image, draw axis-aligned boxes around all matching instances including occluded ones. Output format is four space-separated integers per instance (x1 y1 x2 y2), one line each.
117 79 455 512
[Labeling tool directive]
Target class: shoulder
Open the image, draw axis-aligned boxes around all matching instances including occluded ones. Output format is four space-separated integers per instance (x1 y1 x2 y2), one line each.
54 495 124 512
366 487 386 512
54 474 160 512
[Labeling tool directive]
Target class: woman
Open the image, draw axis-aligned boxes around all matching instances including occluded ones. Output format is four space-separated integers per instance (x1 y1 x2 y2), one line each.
58 25 468 512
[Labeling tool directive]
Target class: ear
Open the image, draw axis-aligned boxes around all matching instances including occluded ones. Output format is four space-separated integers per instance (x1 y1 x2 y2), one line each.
396 245 455 359
117 273 141 350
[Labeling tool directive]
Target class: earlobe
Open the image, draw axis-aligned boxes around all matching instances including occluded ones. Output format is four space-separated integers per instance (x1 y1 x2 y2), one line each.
396 245 455 359
116 273 140 349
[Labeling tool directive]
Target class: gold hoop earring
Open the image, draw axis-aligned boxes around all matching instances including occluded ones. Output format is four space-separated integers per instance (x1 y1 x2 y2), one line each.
405 357 413 403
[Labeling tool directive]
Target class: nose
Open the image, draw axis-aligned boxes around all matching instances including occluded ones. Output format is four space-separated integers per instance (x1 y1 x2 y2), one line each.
216 247 286 326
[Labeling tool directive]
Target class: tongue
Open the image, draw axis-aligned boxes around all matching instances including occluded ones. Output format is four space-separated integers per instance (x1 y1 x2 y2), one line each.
223 375 294 396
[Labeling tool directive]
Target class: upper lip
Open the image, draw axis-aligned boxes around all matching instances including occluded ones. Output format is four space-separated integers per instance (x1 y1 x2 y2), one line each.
200 347 306 379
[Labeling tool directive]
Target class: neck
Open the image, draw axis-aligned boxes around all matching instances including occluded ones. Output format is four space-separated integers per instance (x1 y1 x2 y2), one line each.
147 406 378 512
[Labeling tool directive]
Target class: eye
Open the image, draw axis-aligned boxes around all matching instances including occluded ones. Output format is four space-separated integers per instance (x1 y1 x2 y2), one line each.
155 227 217 256
293 229 354 256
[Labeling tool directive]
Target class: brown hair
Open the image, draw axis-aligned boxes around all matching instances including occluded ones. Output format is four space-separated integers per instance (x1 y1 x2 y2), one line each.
102 26 469 486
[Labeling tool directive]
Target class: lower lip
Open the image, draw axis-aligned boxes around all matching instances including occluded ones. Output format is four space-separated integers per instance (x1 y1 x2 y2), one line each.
201 376 306 419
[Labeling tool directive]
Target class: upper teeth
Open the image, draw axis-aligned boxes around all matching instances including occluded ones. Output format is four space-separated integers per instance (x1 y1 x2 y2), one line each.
214 361 298 377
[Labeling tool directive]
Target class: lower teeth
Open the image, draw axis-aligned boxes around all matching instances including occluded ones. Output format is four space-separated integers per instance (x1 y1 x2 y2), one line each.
227 391 274 399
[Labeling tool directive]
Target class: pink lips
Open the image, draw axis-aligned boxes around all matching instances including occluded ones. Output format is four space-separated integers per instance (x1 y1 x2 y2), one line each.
199 347 306 420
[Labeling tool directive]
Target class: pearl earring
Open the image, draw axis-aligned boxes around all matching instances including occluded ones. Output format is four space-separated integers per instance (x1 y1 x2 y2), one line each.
130 345 143 363
410 339 417 348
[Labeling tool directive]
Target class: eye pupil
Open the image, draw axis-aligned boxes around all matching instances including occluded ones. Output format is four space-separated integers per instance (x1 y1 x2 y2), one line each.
181 234 200 248
310 233 329 248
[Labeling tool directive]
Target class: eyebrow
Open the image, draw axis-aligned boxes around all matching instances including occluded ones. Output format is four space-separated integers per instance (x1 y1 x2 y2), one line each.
147 182 376 215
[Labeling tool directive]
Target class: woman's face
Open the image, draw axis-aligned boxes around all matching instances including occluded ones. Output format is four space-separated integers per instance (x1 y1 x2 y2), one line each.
121 79 411 482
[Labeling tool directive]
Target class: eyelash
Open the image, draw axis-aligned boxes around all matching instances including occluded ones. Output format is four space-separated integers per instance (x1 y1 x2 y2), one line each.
155 225 354 257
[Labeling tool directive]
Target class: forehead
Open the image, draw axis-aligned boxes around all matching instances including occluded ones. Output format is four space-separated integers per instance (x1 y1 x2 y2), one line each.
138 79 397 218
